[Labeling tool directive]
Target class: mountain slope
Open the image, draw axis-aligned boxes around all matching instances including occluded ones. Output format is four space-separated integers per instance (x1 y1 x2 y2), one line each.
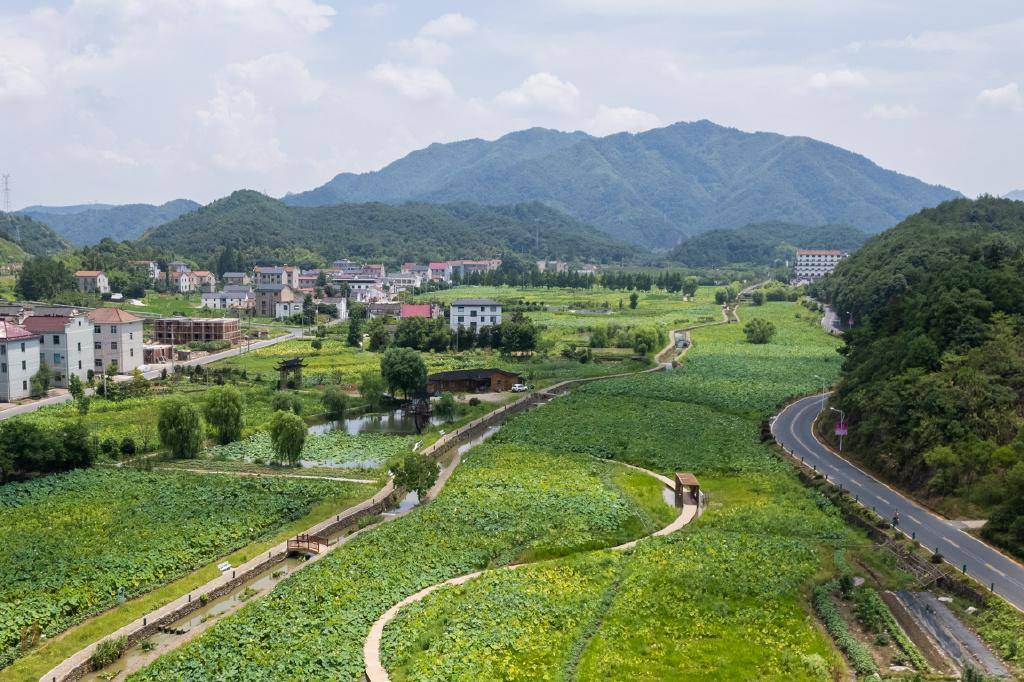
0 212 72 256
669 221 868 267
284 120 961 249
139 191 638 265
1006 189 1024 201
21 199 199 245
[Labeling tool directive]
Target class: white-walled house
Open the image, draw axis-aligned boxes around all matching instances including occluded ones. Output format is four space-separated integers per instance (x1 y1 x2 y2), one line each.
201 286 254 310
275 300 304 320
449 298 502 332
22 314 94 388
87 308 144 374
0 321 41 401
74 270 110 295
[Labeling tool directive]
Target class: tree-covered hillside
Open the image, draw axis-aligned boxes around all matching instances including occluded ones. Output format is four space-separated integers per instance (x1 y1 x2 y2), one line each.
1006 189 1024 201
814 197 1024 557
139 190 639 265
0 212 72 256
284 120 960 249
21 199 199 246
668 221 867 267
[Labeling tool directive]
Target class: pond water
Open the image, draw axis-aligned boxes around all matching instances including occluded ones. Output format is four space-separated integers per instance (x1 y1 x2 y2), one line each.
307 408 445 436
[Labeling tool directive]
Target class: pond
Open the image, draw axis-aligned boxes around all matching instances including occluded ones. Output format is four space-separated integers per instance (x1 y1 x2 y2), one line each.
308 408 445 437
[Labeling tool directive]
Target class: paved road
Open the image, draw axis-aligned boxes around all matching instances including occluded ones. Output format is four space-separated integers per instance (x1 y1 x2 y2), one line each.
773 393 1024 613
0 331 298 421
821 305 843 335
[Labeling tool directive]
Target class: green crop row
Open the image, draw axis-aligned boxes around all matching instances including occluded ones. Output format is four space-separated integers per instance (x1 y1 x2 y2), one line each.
0 469 373 670
812 581 879 676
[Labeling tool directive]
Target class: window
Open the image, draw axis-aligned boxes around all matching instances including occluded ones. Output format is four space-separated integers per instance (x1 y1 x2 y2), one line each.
457 316 464 323
39 337 44 345
0 345 4 355
21 361 26 370
22 380 27 390
1 363 5 373
111 342 118 350
20 342 25 352
78 360 82 370
95 359 103 368
94 326 101 334
54 353 61 364
130 348 134 357
129 331 134 340
94 342 101 350
470 310 478 317
110 326 117 333
53 335 60 345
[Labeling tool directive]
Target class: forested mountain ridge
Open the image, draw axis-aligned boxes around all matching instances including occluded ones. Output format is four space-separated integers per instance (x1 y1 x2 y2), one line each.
0 212 72 256
814 197 1024 557
668 221 868 266
284 120 960 249
138 190 638 265
1006 189 1024 201
21 199 199 246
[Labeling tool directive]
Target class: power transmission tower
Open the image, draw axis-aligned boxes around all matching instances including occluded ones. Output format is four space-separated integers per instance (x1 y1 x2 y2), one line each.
1 174 18 244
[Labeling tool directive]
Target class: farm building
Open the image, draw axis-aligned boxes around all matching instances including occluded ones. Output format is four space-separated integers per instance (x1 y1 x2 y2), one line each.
426 368 521 394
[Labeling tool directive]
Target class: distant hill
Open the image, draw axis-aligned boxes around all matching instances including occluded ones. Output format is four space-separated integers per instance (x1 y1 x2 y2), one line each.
21 199 199 246
138 190 638 265
668 221 868 267
284 120 961 249
1006 189 1024 201
0 212 72 256
0 236 27 262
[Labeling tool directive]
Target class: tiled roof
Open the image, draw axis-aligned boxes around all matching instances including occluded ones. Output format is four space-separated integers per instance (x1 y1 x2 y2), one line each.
87 307 142 323
400 304 432 318
75 270 104 277
796 249 843 256
23 316 73 333
451 298 500 306
0 320 36 340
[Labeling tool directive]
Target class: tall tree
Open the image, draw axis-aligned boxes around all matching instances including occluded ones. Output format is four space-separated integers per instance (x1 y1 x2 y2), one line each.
203 385 244 444
16 256 77 301
380 347 427 399
269 410 306 466
158 398 203 459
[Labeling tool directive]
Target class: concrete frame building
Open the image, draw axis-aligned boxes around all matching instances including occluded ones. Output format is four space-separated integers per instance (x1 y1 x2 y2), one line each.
22 314 94 388
449 298 502 332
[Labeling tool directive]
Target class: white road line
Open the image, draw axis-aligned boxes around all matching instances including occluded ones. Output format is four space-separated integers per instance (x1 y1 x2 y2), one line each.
986 562 1007 578
946 538 961 549
907 514 920 523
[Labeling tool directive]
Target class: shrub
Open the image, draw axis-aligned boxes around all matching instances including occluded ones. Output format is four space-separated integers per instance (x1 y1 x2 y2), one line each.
90 636 129 671
743 318 776 344
321 386 349 420
120 437 136 457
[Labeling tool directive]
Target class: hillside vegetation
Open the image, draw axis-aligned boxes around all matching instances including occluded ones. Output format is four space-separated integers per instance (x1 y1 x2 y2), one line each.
0 212 71 256
139 190 638 264
669 221 867 267
284 120 960 248
22 199 199 246
814 197 1024 556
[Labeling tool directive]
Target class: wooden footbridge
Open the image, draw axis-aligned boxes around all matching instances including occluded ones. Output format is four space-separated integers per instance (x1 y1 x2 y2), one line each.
287 533 329 557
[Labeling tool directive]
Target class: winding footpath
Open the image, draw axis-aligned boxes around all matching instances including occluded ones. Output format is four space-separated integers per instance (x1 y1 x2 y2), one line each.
773 394 1024 613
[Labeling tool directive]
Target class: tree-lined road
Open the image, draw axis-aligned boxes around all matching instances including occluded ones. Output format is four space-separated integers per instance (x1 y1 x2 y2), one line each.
773 393 1024 613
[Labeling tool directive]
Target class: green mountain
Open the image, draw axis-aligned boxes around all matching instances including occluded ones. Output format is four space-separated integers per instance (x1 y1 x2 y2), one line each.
138 190 638 265
21 199 199 246
668 221 868 267
1006 189 1024 201
0 212 72 256
814 197 1024 557
0 236 27 263
284 120 961 249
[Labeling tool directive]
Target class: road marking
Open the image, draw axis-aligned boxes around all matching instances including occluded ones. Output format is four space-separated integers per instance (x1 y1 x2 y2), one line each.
850 479 863 487
946 538 960 549
906 514 920 523
986 562 1007 578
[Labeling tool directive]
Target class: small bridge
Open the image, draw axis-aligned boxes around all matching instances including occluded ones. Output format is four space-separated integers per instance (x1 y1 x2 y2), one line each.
287 533 329 557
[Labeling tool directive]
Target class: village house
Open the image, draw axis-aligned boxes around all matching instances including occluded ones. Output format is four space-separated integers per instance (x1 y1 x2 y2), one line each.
320 296 349 321
426 368 522 394
87 308 144 373
275 300 304 320
167 261 190 274
367 302 402 319
536 260 568 274
428 261 452 282
22 314 94 388
255 283 296 317
201 285 254 311
221 271 250 286
191 270 217 293
400 303 440 319
386 273 422 292
449 298 502 332
361 263 386 280
332 259 363 275
254 265 299 288
129 260 162 280
401 262 430 278
168 270 194 293
153 317 242 345
448 259 502 279
74 270 110 295
298 271 321 290
0 320 41 401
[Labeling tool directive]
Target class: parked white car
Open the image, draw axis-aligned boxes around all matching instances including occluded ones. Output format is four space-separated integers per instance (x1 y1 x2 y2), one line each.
511 383 529 392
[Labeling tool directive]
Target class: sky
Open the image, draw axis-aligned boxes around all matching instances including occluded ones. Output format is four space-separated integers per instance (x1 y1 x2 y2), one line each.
0 0 1021 209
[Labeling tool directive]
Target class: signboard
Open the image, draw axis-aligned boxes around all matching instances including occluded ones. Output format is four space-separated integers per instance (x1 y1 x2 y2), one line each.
835 421 849 436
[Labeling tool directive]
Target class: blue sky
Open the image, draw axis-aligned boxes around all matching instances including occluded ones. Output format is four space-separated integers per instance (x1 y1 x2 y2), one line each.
1 1 1021 208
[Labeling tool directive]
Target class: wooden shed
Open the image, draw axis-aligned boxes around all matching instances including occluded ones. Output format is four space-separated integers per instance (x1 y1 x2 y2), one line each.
674 472 701 508
426 368 522 394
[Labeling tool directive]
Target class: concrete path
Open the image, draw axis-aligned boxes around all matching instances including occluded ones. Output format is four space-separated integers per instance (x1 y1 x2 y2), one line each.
773 393 1024 613
362 460 699 682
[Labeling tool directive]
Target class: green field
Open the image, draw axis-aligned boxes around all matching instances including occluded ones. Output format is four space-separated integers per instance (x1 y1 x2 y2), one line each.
128 444 671 680
380 301 852 680
0 469 376 670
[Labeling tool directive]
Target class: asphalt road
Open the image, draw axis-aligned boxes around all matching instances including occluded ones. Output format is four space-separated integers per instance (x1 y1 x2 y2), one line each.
773 393 1024 613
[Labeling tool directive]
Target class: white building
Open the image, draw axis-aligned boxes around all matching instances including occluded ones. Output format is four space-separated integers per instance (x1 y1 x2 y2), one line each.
254 266 299 288
275 300 304 320
449 298 502 332
794 249 846 281
201 286 254 310
74 270 110 295
320 296 348 321
386 273 422 292
23 314 94 388
0 320 41 401
87 308 144 374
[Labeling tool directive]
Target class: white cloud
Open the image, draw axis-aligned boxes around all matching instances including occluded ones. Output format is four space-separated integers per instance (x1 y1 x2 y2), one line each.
556 0 849 15
74 0 337 35
356 3 393 19
368 62 454 100
495 72 580 113
419 12 478 39
196 86 286 171
586 105 660 135
978 82 1022 112
866 103 920 120
225 53 325 104
68 145 139 167
807 69 869 89
397 37 453 65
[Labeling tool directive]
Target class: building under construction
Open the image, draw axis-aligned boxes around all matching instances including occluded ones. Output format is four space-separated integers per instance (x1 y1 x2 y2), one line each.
152 317 242 345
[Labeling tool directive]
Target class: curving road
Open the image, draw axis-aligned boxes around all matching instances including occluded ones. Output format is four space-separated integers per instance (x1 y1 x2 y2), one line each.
773 394 1024 613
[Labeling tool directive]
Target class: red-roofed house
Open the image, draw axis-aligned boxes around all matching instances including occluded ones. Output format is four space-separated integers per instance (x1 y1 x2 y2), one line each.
168 270 194 293
428 262 451 282
75 270 110 295
400 303 439 319
0 320 41 401
87 308 144 373
190 270 217 293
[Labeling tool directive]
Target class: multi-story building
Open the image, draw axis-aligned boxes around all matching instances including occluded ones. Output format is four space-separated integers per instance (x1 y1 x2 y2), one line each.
401 263 431 278
0 320 41 401
74 270 110 294
448 259 502 279
129 260 162 280
152 318 242 345
449 298 502 332
167 261 191 274
361 263 386 280
428 262 452 282
191 270 217 293
320 296 348 321
386 273 422 292
275 300 304 320
201 286 254 310
168 270 194 293
222 272 251 286
254 266 299 288
794 249 846 281
255 283 296 317
22 314 93 387
536 260 568 274
332 259 362 275
87 308 144 373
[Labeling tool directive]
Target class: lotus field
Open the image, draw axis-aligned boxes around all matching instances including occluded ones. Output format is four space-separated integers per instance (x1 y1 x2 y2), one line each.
0 469 375 670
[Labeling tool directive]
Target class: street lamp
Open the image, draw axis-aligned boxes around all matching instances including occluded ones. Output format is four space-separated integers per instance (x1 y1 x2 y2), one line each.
830 406 846 452
813 374 827 412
